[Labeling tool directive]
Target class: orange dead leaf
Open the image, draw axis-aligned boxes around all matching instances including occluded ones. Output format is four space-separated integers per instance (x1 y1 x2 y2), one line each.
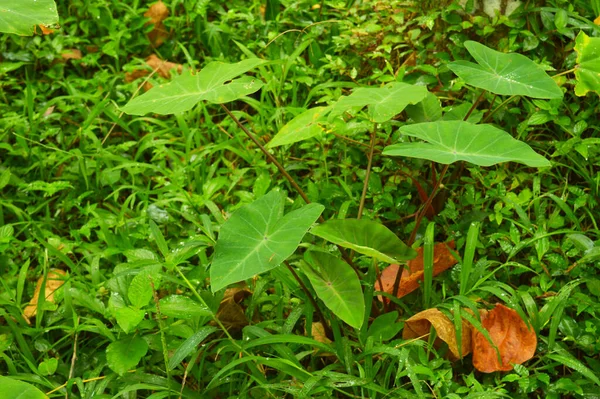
23 269 67 322
375 241 457 300
61 49 82 61
124 54 183 91
145 1 169 47
403 308 472 359
594 15 600 25
472 303 537 373
38 25 54 35
310 322 332 344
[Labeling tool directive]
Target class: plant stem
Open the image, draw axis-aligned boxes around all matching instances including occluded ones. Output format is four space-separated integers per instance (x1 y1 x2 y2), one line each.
483 95 517 123
285 261 333 338
464 89 487 121
357 123 377 220
220 103 311 205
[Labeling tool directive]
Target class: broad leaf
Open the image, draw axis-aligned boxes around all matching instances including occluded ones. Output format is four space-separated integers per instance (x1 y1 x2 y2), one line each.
329 82 428 123
121 59 267 115
0 0 58 36
574 31 600 97
159 295 212 318
115 306 145 333
210 190 324 292
448 41 562 99
106 336 149 376
0 376 48 399
382 121 551 167
310 219 417 263
304 251 364 329
267 106 331 148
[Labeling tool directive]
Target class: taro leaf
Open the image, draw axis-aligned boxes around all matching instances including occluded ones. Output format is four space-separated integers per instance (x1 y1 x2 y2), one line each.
0 376 47 399
382 121 551 167
448 41 562 99
210 190 324 292
106 336 149 376
472 303 537 373
329 82 428 123
405 92 442 122
267 106 331 148
121 58 267 115
304 251 364 329
0 0 59 36
574 31 600 97
158 295 212 318
310 219 417 263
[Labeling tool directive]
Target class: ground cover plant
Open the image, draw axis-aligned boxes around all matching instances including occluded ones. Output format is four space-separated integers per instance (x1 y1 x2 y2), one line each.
1 0 599 398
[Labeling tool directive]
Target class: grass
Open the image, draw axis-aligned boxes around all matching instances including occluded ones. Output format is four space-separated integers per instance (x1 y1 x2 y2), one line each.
1 0 600 398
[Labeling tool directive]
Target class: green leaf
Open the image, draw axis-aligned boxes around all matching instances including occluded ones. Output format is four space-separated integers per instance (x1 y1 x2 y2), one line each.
304 251 364 329
0 0 58 36
121 59 267 115
115 306 146 333
38 357 58 376
0 376 48 398
106 336 149 376
310 219 416 263
567 233 595 252
329 82 428 123
0 168 10 189
405 92 442 122
158 295 212 318
267 106 331 148
382 121 551 167
547 353 600 386
574 31 600 97
128 266 161 308
210 190 324 292
168 326 218 370
448 41 562 99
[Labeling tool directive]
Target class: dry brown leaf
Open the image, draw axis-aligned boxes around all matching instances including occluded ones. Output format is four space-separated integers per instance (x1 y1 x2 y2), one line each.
310 322 332 344
124 54 183 91
213 287 252 333
61 49 82 61
145 1 169 47
472 303 537 373
375 241 457 300
595 15 600 25
23 269 67 322
38 25 54 35
402 308 472 359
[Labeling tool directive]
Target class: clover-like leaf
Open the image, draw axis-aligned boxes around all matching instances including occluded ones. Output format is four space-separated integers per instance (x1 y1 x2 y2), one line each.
448 41 562 99
383 121 551 167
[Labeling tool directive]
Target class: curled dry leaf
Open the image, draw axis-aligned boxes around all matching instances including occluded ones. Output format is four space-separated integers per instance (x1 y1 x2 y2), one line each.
124 54 183 91
472 303 537 373
375 241 457 300
310 322 332 344
38 25 54 35
213 287 252 333
23 269 67 322
402 308 472 359
144 1 169 47
61 49 82 61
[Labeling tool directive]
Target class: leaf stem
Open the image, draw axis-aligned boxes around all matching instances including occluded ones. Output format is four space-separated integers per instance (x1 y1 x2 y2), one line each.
357 123 377 220
483 95 518 123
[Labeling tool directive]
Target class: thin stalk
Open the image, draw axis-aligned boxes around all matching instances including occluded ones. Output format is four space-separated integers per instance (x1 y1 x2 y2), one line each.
285 261 333 338
464 89 487 121
483 95 518 123
357 124 377 219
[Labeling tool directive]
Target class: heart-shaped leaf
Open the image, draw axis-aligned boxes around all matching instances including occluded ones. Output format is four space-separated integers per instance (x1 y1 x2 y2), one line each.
267 106 331 148
382 121 551 167
210 190 324 292
574 31 600 97
448 41 562 99
121 58 267 115
0 376 48 399
310 219 417 263
304 251 364 329
329 82 428 123
0 0 59 36
106 336 149 376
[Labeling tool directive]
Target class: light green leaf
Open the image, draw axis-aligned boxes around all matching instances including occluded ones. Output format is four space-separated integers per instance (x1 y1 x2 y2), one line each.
547 353 600 386
448 41 562 99
574 31 600 97
382 121 551 167
405 92 442 122
310 219 416 263
329 82 428 123
128 266 161 308
304 251 364 329
121 59 267 115
210 190 324 292
158 295 212 318
0 168 10 189
115 307 145 333
0 0 58 36
267 106 331 148
0 376 48 398
168 326 218 370
106 336 149 376
38 357 58 376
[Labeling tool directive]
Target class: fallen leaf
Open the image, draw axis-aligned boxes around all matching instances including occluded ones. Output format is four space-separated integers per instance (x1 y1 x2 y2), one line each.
61 49 82 61
402 308 472 359
38 25 54 35
310 322 332 344
124 54 183 91
376 241 457 300
145 1 169 47
472 303 537 373
595 15 600 25
213 287 251 334
23 269 67 322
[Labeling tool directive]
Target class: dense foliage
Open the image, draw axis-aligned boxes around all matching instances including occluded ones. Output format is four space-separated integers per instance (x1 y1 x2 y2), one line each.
1 0 599 398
